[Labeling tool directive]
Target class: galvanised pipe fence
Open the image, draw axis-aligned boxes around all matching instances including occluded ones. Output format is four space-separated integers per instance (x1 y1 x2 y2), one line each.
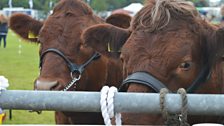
0 90 224 116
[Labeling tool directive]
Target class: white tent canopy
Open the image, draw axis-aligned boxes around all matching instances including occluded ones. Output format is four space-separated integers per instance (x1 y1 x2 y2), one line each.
123 3 144 16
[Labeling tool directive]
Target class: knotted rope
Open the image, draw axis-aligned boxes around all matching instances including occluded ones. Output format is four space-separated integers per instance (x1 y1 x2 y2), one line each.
100 86 122 126
160 88 189 126
177 88 189 126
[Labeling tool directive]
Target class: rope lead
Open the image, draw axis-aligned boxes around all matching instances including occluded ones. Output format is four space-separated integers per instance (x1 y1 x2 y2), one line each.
160 88 189 126
100 86 122 126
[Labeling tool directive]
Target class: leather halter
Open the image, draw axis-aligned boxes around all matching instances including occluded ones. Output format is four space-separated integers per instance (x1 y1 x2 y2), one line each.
39 48 101 91
120 72 167 92
119 65 211 93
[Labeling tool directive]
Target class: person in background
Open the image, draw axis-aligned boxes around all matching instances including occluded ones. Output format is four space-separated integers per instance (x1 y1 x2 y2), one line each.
220 5 224 26
195 0 209 7
0 14 8 48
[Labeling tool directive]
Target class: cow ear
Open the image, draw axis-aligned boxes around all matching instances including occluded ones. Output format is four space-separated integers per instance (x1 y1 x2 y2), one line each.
9 13 43 42
106 13 131 29
81 24 131 58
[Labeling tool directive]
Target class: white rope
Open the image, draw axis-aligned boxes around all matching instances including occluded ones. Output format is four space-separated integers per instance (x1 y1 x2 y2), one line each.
100 86 122 126
0 76 9 91
101 86 111 126
0 76 9 124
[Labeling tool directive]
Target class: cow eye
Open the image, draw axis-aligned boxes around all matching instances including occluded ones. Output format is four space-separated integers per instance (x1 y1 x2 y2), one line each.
179 62 191 70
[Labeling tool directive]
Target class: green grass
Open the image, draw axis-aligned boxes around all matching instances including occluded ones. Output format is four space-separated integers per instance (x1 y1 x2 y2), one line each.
0 30 55 124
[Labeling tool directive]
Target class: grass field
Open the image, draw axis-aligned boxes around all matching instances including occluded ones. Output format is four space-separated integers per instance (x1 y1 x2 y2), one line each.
0 30 55 124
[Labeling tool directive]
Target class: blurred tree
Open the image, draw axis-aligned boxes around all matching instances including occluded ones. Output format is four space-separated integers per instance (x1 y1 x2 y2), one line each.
89 0 144 11
0 0 10 9
106 0 126 10
91 0 108 11
0 0 145 12
186 0 209 7
106 0 143 10
33 0 59 14
0 0 59 12
10 0 29 8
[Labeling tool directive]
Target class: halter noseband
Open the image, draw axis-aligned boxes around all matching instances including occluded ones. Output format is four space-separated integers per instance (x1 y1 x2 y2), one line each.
39 48 100 91
119 65 211 93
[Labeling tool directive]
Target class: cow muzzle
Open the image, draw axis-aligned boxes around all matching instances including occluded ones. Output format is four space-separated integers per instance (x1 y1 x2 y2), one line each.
35 80 59 90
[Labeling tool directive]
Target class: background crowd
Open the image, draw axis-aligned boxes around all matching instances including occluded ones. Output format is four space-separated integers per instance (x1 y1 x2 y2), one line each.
0 0 224 49
0 14 8 48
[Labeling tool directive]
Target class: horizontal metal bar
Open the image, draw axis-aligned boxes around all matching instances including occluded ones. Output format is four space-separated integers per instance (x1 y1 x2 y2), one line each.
0 90 224 116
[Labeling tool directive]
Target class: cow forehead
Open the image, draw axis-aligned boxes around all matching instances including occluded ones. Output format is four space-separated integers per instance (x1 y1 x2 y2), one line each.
52 0 92 17
122 28 197 57
38 15 101 50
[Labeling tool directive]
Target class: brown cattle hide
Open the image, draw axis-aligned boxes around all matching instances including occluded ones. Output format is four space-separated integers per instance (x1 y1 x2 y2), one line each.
9 0 131 124
80 0 224 125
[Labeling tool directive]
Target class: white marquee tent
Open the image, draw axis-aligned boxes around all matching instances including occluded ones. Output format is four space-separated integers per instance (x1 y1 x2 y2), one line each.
123 3 144 16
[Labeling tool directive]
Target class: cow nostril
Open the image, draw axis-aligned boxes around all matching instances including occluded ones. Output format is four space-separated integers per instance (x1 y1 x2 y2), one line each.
50 83 59 90
35 80 59 90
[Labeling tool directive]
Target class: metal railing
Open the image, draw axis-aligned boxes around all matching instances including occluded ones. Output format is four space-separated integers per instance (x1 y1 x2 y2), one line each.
0 90 224 115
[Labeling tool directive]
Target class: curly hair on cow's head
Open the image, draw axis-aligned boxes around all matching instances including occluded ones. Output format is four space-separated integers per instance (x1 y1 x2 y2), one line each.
52 0 93 17
132 0 200 32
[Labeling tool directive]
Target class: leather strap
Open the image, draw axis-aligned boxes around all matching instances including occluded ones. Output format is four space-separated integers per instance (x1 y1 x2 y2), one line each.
119 72 168 92
40 48 100 74
186 65 211 93
120 65 211 93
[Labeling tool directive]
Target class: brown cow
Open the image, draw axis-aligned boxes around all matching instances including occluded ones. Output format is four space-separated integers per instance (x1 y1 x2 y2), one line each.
9 0 130 124
82 0 224 125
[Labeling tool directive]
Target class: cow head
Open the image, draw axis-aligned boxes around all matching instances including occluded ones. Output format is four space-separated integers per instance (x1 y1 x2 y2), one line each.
9 0 134 124
80 0 224 124
10 0 104 91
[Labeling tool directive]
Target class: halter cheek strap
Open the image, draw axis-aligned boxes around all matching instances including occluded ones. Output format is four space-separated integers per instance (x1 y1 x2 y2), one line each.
39 48 101 91
120 66 211 93
186 64 211 93
40 48 100 74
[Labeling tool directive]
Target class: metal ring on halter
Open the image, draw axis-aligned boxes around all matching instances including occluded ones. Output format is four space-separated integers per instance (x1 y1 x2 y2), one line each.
70 70 81 79
63 74 82 91
71 72 81 80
